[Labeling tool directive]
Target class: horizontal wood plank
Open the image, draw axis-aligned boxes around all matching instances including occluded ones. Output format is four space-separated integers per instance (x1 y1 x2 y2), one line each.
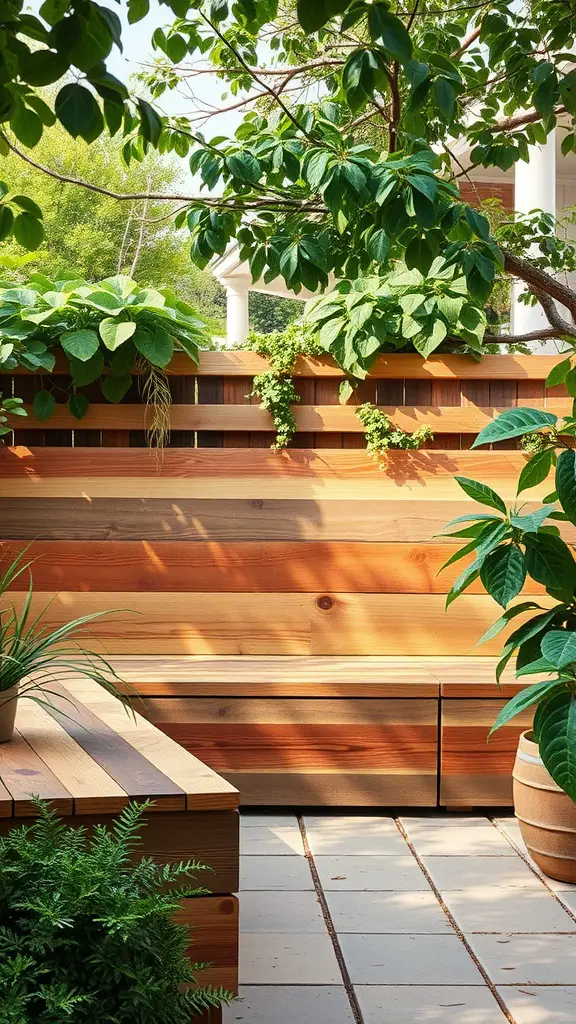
2 497 571 544
143 696 438 725
0 539 544 595
220 771 438 806
10 400 571 433
4 592 554 655
0 446 548 480
9 351 563 379
0 726 73 817
175 895 238 993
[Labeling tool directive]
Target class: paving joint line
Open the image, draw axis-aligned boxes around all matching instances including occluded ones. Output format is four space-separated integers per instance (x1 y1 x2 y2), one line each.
393 817 517 1024
296 815 364 1024
489 817 576 926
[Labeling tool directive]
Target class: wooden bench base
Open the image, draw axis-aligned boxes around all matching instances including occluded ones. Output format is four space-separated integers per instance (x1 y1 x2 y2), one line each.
112 655 528 808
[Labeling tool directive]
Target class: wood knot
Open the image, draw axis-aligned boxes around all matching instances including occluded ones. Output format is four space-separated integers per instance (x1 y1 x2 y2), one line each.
219 899 235 915
316 595 334 611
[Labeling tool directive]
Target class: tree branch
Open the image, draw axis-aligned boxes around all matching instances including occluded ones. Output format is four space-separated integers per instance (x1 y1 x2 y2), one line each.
503 249 576 322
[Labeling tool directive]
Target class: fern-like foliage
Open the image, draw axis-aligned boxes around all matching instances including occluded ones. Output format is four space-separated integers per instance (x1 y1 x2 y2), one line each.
0 800 233 1023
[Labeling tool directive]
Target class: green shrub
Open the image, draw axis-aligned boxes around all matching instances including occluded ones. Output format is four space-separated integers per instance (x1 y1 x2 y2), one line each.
0 801 232 1022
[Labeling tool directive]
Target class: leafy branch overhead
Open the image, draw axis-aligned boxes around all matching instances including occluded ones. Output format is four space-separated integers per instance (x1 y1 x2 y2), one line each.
0 1 575 366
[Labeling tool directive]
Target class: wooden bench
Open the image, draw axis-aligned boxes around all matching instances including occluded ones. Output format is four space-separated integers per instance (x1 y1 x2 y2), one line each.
0 678 239 1020
102 654 528 808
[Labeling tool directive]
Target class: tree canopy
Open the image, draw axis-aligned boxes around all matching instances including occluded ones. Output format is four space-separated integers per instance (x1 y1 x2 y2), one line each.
2 0 576 370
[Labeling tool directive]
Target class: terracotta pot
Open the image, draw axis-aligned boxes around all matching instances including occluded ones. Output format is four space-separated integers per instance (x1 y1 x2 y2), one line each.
0 683 19 743
513 730 576 883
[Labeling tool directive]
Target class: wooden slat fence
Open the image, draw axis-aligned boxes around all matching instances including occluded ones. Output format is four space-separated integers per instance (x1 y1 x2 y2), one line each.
0 353 565 806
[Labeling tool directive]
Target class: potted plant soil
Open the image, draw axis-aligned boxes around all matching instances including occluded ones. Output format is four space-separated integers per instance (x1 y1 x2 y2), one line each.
443 403 576 881
0 549 126 742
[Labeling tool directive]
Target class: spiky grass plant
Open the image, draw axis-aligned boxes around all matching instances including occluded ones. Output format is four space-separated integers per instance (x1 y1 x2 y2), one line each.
0 548 126 711
0 800 233 1021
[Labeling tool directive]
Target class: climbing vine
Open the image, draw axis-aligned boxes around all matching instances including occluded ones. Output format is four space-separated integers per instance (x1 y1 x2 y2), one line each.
356 404 434 465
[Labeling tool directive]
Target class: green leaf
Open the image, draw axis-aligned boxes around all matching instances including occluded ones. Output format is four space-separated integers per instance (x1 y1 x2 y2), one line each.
227 152 262 184
368 5 412 62
546 357 572 388
475 602 544 647
12 213 44 251
68 393 89 420
102 374 132 403
21 49 66 86
10 104 42 148
405 236 433 275
538 690 576 801
128 0 150 22
55 83 104 143
480 544 526 608
434 77 456 120
60 329 100 362
489 679 565 735
32 389 55 421
99 319 137 352
455 475 507 514
368 228 390 263
517 449 553 495
69 351 104 386
556 448 576 525
524 532 576 596
471 407 557 448
464 206 490 240
509 506 553 533
133 326 173 367
138 98 162 145
0 206 14 242
11 195 43 219
541 631 576 670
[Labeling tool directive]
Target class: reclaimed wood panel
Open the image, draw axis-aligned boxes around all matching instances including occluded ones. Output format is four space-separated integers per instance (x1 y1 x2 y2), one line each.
110 655 441 697
3 497 569 543
440 699 534 807
10 352 563 378
3 592 553 655
175 895 238 992
10 400 571 433
0 539 544 595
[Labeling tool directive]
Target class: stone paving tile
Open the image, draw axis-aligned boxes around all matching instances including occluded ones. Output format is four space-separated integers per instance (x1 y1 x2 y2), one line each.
494 816 528 854
355 985 507 1023
223 986 355 1023
553 889 576 915
326 889 452 933
339 933 485 985
422 855 544 891
468 934 576 985
239 933 341 984
444 887 576 933
240 890 325 933
239 825 304 856
314 854 429 891
497 986 576 1023
240 855 313 891
401 818 516 855
303 816 408 856
241 813 299 828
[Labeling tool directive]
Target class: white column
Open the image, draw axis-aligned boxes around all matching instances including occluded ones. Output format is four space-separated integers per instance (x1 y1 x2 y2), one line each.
225 281 250 346
511 131 560 351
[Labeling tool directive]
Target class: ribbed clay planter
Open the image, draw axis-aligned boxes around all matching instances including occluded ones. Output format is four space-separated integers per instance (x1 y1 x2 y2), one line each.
0 684 19 743
513 730 576 883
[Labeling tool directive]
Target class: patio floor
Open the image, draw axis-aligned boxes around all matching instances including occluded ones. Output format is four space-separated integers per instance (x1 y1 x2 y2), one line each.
224 812 576 1024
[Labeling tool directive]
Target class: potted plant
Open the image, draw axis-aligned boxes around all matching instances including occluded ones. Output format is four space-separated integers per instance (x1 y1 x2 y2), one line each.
0 799 232 1020
0 549 126 742
442 403 576 881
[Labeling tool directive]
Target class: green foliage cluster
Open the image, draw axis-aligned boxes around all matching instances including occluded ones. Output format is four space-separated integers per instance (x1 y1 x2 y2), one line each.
305 258 487 374
0 273 207 423
0 394 24 438
247 323 322 448
356 403 433 464
0 800 231 1022
442 400 576 801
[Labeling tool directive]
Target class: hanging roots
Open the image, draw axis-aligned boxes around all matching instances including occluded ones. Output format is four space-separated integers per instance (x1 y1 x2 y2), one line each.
138 359 172 453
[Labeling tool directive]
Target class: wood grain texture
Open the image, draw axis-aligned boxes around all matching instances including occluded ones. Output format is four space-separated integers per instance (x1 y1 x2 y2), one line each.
0 539 544 595
11 351 562 379
219 771 438 806
106 655 442 698
4 592 553 655
65 677 238 810
3 497 572 544
440 698 534 807
0 727 73 817
10 400 571 433
175 895 238 993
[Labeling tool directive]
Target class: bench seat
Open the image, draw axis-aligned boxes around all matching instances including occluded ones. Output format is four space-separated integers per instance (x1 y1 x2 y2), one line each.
109 655 529 808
